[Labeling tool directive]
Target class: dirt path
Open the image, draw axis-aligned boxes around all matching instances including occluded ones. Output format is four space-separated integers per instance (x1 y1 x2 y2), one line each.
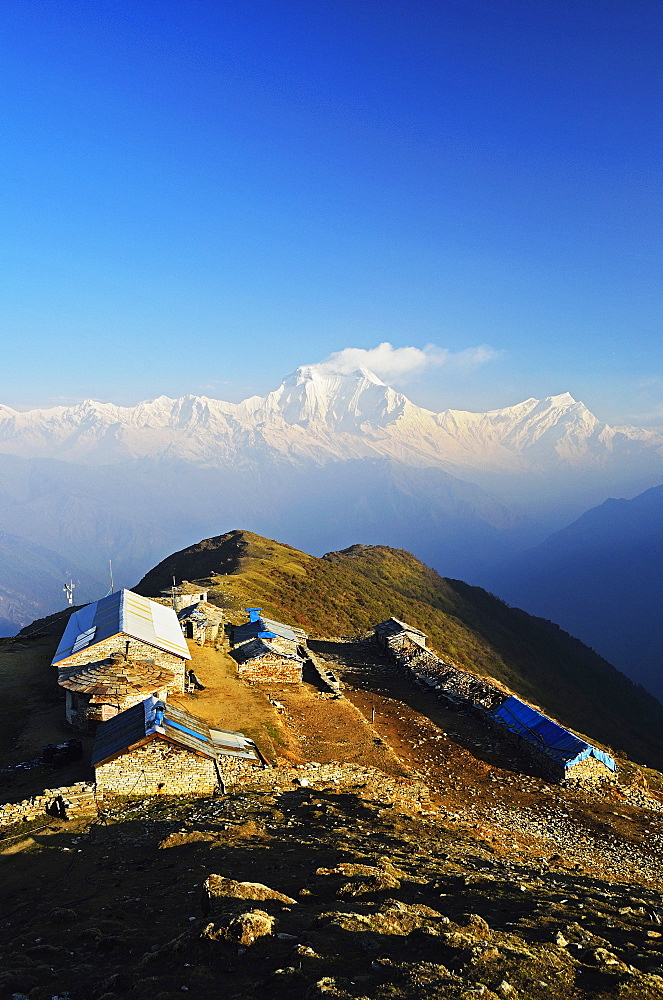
261 680 410 776
166 641 298 762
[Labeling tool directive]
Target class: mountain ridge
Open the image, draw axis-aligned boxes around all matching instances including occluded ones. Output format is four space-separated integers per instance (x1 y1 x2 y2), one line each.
488 484 663 701
136 528 663 771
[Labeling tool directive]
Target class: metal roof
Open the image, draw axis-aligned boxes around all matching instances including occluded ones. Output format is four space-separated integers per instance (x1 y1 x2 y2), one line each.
91 700 147 767
231 636 304 665
52 589 191 666
233 615 307 647
488 696 616 772
92 696 262 768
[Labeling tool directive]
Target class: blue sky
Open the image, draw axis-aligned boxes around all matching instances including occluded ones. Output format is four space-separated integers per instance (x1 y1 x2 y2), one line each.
0 0 660 424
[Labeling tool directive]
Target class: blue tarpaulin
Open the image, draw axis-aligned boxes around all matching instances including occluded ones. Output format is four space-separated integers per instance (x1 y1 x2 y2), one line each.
488 696 616 772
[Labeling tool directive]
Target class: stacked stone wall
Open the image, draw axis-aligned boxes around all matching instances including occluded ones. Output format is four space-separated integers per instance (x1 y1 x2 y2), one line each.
95 740 259 796
96 741 218 796
385 634 503 709
238 655 303 684
248 762 433 812
0 782 97 828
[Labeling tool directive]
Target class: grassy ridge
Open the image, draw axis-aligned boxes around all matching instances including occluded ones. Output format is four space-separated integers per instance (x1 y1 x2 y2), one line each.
136 531 663 770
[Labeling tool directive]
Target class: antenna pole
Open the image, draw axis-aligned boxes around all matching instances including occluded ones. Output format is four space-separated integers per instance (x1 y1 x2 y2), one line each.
109 559 114 594
63 579 75 606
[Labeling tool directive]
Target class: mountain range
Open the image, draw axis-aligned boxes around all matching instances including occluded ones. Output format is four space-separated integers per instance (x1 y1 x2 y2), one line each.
1 363 661 657
2 368 661 508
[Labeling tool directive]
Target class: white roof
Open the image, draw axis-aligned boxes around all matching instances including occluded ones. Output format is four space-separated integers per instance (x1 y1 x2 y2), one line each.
52 589 191 665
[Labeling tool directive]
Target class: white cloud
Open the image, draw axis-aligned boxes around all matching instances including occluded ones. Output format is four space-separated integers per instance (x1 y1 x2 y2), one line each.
318 341 499 383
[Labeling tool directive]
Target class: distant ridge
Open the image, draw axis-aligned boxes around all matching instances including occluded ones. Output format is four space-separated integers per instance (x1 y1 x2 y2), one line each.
488 484 663 702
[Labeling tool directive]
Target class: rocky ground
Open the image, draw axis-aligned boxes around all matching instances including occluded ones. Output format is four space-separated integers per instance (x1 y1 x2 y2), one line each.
1 763 663 1000
2 638 663 999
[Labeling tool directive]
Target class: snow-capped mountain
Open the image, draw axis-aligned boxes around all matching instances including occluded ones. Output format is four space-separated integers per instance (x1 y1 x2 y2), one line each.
0 364 660 485
0 363 661 635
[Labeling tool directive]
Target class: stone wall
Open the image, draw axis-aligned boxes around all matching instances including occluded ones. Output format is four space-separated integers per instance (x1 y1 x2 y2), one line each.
58 635 187 693
248 762 433 812
0 782 97 828
95 740 259 796
96 741 217 796
383 633 504 709
238 654 303 684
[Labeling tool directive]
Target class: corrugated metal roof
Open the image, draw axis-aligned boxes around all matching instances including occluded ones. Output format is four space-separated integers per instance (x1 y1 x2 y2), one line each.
488 696 616 771
233 615 307 647
231 637 304 665
52 589 191 666
209 727 264 760
92 697 262 767
91 701 147 767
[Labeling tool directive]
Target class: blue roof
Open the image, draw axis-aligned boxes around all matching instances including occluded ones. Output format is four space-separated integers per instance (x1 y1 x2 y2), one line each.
233 615 305 646
489 696 616 772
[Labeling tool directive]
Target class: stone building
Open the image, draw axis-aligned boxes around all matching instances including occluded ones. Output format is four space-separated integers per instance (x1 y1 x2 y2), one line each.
53 589 191 729
92 697 264 796
231 637 304 684
57 652 176 732
177 601 226 645
374 618 428 652
374 616 617 783
160 582 210 613
231 609 306 683
233 609 307 648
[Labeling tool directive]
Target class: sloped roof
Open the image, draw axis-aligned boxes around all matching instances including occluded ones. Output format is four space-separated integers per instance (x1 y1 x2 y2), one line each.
177 601 226 625
233 616 307 647
231 636 304 665
375 618 427 640
92 697 262 768
52 589 191 666
57 656 176 703
489 696 616 771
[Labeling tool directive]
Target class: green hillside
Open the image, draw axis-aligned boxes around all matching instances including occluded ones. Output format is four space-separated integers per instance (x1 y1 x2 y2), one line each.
136 529 663 771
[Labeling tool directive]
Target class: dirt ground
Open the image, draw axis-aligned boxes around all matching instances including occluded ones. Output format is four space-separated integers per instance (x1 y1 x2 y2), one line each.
168 641 297 761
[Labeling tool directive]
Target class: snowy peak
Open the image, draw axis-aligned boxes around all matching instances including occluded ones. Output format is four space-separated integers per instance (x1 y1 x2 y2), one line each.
251 365 410 430
0 367 660 480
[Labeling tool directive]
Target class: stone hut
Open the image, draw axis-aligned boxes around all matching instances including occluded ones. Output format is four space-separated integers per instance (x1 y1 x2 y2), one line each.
57 652 176 732
231 610 306 683
178 601 226 645
52 590 191 715
374 617 617 783
92 697 264 797
231 637 304 684
374 618 428 652
161 582 209 613
233 610 308 648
